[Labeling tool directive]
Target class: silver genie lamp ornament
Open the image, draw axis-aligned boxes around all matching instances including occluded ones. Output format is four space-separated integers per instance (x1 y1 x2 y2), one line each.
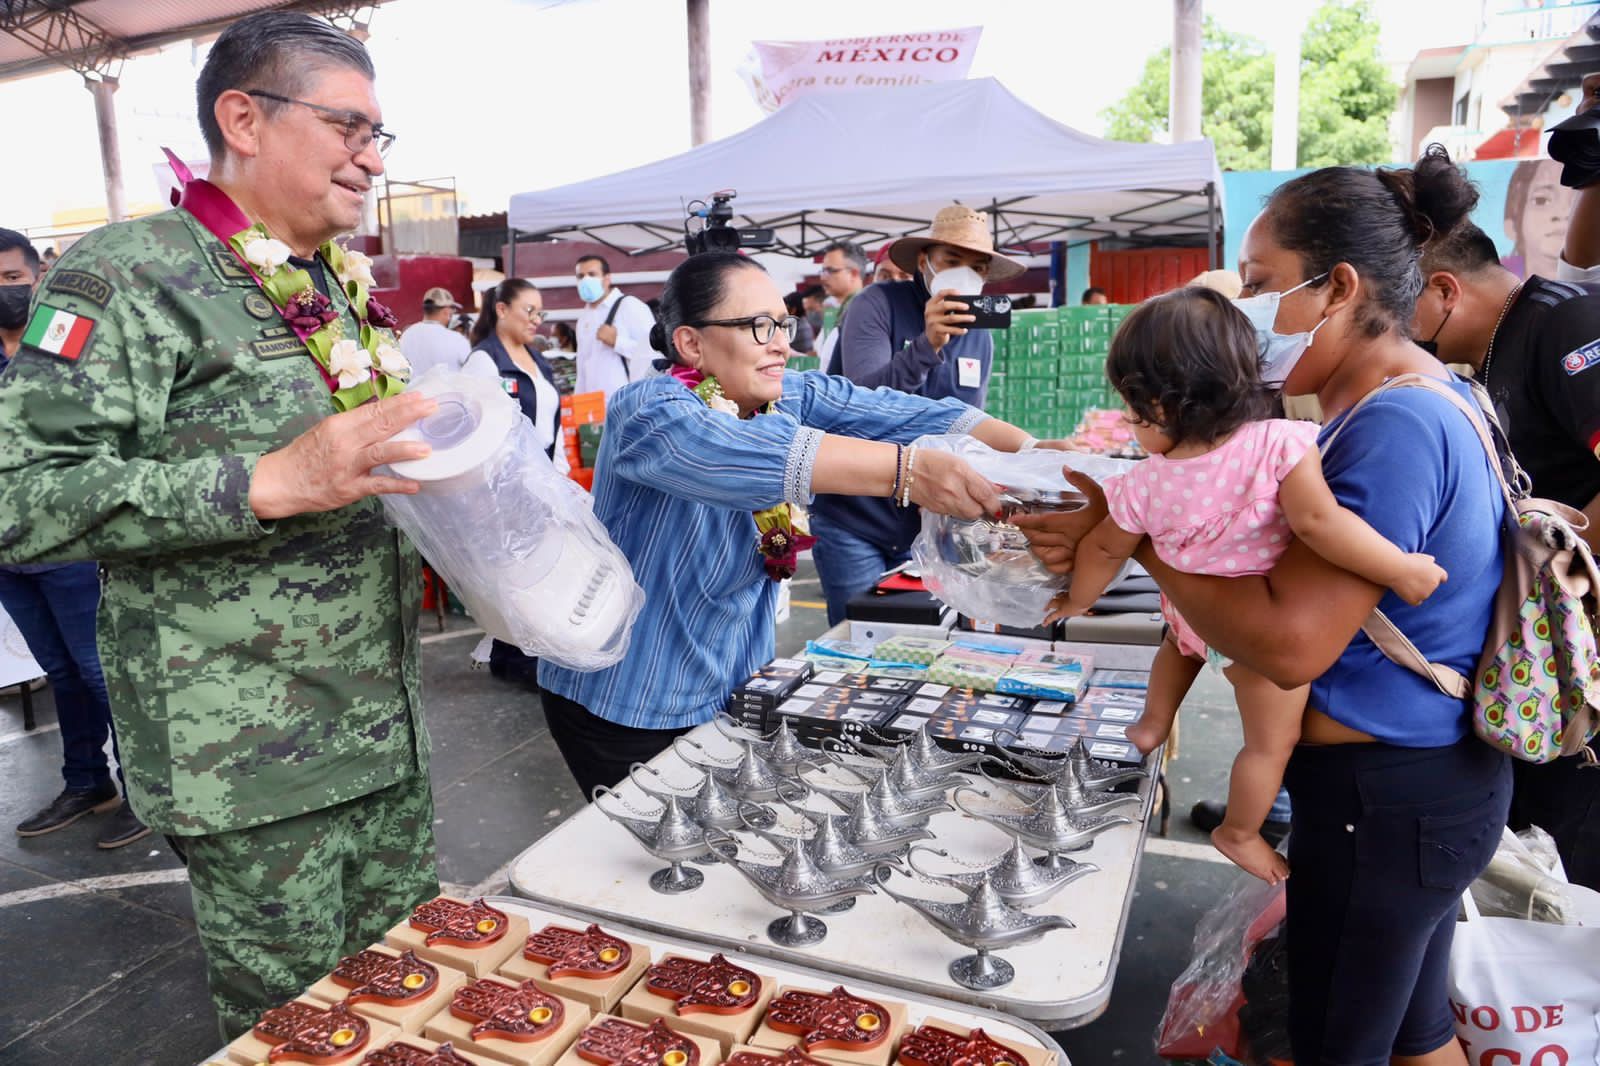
592 787 715 894
996 734 1148 793
954 785 1131 868
839 724 989 777
712 715 815 775
906 835 1096 908
978 763 1142 820
778 786 933 857
627 762 778 831
673 737 792 803
708 830 878 948
873 866 1073 990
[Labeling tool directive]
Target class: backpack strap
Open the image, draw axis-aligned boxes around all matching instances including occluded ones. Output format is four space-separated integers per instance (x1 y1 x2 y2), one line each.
603 293 630 328
1328 373 1509 696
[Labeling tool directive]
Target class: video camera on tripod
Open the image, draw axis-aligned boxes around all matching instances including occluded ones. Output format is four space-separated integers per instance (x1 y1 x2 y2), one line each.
683 190 775 255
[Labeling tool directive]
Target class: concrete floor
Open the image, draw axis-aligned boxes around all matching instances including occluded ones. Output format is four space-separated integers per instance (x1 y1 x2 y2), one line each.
0 564 1252 1066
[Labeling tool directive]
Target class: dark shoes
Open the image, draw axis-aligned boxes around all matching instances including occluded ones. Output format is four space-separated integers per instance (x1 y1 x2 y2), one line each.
1190 799 1291 846
16 783 119 836
96 801 152 850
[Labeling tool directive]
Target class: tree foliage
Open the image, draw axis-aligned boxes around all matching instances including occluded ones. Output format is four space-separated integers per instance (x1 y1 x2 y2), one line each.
1102 0 1399 170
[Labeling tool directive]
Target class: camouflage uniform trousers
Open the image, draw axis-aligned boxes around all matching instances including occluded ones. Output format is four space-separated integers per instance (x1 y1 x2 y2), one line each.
183 769 440 1039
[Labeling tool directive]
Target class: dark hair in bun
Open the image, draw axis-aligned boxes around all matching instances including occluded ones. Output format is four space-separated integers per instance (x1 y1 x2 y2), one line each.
652 252 767 367
1262 143 1479 338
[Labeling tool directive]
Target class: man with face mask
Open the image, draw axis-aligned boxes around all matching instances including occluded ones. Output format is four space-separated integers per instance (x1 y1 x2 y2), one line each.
0 228 148 851
811 205 1027 624
1413 219 1600 891
575 253 658 398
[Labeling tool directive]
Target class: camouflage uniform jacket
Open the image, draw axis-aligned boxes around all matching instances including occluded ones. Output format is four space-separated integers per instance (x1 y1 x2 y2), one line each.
0 206 426 835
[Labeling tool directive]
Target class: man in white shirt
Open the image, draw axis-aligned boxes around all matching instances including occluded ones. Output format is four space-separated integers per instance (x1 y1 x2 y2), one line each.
398 286 471 377
574 254 657 397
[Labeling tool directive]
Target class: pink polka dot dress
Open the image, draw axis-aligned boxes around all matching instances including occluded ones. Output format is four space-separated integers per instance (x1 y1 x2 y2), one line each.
1102 419 1321 659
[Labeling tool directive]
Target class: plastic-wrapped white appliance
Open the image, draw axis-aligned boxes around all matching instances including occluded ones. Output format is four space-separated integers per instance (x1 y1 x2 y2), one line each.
382 368 644 671
911 436 1139 627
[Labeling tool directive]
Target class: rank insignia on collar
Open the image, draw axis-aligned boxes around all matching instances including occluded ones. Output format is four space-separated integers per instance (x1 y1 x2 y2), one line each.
764 987 891 1052
449 977 566 1042
252 1000 371 1063
575 1017 699 1066
645 954 762 1016
409 897 510 948
523 923 631 979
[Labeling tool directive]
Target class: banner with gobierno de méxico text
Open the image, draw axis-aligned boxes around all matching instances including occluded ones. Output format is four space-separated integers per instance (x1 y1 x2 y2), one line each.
739 27 983 113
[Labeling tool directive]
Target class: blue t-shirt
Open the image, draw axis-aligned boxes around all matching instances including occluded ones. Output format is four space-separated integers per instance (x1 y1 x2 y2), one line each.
1311 378 1504 747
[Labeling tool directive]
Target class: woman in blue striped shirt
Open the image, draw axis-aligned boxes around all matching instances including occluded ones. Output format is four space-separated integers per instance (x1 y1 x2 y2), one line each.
538 252 1038 798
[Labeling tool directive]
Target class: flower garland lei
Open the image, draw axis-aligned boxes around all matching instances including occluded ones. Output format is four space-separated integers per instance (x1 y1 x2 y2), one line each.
674 367 816 582
231 228 409 411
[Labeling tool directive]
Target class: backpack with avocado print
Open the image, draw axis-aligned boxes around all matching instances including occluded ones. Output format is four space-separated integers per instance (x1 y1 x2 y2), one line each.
1326 373 1600 764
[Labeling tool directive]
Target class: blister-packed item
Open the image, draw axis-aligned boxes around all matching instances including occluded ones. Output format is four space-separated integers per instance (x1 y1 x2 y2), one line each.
997 655 1091 701
910 435 1139 627
871 635 951 666
805 638 876 661
382 368 644 671
927 648 1015 692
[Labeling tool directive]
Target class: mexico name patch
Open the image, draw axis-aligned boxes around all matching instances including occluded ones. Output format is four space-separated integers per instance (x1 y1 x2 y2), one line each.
21 303 95 360
1562 339 1600 376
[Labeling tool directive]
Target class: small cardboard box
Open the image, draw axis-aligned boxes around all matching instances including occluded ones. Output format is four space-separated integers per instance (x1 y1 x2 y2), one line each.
618 954 776 1053
892 1020 1054 1066
385 897 530 979
498 925 652 1014
728 659 817 730
364 1036 501 1065
750 987 907 1066
224 998 399 1065
423 978 589 1066
305 943 469 1034
550 1015 723 1066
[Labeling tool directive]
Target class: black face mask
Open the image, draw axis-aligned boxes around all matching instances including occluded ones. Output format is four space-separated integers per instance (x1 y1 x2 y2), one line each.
1416 305 1452 358
0 284 30 331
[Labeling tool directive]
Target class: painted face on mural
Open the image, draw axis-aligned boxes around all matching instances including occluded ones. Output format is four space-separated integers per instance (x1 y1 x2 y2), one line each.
1506 157 1573 280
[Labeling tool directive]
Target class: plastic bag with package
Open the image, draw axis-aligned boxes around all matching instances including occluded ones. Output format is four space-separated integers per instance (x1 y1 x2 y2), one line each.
1468 825 1600 925
910 436 1138 627
381 368 645 672
1156 869 1287 1062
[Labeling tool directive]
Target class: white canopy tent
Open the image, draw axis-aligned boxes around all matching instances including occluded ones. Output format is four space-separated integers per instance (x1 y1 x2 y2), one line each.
508 78 1224 267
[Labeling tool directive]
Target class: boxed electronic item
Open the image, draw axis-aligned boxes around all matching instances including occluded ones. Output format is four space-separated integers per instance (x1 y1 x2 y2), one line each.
996 651 1092 701
1014 712 1132 743
1009 728 1144 765
726 658 815 730
1085 668 1152 691
1069 697 1143 724
771 691 899 745
871 634 952 666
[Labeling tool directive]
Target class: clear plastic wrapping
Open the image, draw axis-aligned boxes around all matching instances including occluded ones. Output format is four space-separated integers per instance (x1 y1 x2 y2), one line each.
1467 825 1600 925
910 436 1139 626
381 368 644 672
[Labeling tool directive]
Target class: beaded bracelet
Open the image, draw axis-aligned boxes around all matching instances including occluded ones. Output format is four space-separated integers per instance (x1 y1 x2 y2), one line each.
899 446 918 508
890 442 905 500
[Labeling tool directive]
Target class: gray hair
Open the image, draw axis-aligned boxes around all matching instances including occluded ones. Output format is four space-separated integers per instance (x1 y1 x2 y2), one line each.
197 11 375 158
822 241 868 274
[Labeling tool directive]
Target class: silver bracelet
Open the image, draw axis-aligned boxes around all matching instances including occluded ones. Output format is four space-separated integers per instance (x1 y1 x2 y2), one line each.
1019 434 1040 450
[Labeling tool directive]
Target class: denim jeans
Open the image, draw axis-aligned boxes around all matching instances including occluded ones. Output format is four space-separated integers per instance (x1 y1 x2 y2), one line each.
0 563 123 790
809 513 910 627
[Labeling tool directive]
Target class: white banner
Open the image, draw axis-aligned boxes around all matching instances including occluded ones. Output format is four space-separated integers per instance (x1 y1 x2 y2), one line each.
0 602 43 691
739 27 983 113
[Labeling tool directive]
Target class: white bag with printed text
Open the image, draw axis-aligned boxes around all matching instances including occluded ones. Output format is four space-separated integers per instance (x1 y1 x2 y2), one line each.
1448 830 1600 1065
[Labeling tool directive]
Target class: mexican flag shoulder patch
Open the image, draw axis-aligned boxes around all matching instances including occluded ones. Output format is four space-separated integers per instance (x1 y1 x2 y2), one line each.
22 303 95 361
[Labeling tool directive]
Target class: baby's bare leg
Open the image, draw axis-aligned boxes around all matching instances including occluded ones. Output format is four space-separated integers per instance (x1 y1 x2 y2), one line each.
1213 662 1306 884
1127 634 1202 755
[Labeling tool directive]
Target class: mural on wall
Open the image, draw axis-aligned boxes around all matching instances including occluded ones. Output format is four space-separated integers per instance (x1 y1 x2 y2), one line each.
1220 157 1569 281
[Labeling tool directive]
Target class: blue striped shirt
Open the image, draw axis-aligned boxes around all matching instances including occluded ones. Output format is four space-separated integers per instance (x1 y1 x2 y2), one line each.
538 369 987 729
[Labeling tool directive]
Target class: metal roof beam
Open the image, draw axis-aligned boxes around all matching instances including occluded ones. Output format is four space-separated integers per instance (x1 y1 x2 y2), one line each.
0 0 125 77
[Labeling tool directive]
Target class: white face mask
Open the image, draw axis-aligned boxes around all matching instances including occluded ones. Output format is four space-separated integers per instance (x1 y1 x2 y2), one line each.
1231 272 1330 386
925 263 986 295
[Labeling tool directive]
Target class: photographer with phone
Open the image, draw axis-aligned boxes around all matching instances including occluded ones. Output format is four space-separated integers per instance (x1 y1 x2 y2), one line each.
813 205 1027 624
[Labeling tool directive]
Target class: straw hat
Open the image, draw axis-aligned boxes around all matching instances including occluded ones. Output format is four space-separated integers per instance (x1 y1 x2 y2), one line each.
888 205 1027 282
1187 269 1242 299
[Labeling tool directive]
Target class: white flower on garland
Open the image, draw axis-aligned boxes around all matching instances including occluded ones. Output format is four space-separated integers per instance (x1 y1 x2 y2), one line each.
328 338 373 389
706 393 740 416
340 248 377 289
242 237 292 275
375 343 411 381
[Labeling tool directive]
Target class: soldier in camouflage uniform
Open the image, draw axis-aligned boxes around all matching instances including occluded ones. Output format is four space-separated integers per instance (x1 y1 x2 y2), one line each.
0 13 443 1038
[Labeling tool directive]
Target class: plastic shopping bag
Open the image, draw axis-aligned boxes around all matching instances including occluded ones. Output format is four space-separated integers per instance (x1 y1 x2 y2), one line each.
1448 828 1600 1065
1157 872 1288 1062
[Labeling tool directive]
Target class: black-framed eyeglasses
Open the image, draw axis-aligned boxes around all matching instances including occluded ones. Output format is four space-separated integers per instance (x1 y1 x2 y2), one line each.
246 90 397 157
691 314 799 345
